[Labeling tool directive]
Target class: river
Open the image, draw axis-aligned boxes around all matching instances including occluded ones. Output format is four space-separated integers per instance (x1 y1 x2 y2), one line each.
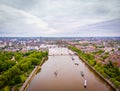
27 46 114 91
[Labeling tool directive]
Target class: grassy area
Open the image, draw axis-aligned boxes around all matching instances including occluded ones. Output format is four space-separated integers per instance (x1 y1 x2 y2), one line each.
3 86 10 91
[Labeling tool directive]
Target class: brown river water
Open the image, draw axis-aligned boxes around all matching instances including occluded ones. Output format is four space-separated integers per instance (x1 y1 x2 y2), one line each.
27 46 115 91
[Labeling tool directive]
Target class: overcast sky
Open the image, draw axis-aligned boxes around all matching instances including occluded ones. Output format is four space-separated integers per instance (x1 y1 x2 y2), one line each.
0 0 120 37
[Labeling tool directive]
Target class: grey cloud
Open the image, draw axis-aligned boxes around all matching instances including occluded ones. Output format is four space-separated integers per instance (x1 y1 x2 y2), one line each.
0 0 37 10
0 0 120 37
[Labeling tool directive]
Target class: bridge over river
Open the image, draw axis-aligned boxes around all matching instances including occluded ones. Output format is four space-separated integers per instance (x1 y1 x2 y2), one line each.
27 46 115 91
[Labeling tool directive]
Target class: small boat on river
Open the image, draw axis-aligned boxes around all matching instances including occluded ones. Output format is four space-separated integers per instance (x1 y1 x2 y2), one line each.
84 79 87 88
81 71 84 77
72 57 75 60
54 71 58 77
75 63 79 66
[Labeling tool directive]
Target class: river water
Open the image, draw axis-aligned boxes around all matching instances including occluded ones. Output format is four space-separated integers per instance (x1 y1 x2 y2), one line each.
27 46 114 91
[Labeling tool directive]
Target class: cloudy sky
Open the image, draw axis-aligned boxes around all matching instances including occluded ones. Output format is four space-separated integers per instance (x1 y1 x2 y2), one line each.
0 0 120 37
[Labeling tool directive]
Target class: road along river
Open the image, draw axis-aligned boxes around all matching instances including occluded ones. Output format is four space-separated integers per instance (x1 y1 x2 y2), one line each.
27 46 115 91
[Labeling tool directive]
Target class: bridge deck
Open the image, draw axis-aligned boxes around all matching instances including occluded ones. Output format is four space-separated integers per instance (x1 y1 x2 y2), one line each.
49 54 75 56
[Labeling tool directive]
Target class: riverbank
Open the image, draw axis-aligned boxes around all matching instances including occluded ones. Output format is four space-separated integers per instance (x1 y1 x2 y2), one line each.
68 46 119 91
79 56 118 91
19 57 48 91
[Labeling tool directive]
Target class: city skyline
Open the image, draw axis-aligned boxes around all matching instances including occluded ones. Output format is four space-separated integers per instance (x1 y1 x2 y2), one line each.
0 0 120 37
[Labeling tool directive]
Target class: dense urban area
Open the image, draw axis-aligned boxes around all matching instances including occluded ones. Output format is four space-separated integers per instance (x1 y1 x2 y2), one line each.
0 37 120 90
